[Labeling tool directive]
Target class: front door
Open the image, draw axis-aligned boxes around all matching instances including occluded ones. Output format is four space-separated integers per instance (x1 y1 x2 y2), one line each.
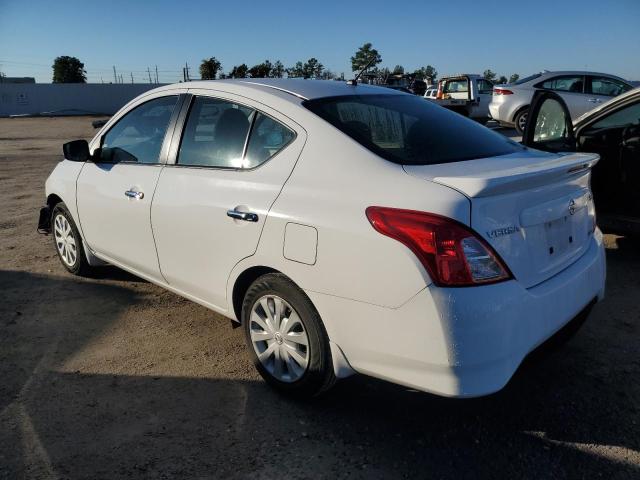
151 93 305 310
77 94 181 280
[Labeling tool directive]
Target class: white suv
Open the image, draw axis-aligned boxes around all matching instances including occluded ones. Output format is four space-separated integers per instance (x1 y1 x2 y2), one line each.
40 79 606 398
489 71 632 133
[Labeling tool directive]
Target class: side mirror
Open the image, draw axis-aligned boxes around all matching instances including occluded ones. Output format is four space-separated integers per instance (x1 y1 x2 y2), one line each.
62 140 91 162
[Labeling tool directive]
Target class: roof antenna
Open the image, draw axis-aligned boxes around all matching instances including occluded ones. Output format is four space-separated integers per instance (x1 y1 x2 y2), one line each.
347 55 377 86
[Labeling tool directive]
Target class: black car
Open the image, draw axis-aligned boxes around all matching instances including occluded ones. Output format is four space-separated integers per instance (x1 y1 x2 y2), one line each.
523 88 640 234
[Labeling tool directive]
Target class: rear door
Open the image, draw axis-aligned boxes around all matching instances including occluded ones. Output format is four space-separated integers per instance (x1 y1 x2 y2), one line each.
77 93 184 280
537 75 592 119
150 91 306 310
470 78 493 119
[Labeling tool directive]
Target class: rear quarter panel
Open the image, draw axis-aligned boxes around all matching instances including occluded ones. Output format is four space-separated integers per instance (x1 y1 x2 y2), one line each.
228 113 471 312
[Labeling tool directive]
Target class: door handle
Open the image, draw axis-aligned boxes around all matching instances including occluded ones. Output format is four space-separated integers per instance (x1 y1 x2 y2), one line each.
587 98 602 103
227 209 258 222
125 190 144 200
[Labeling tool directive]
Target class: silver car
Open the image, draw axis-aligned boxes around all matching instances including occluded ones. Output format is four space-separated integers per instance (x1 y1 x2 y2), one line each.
489 71 632 134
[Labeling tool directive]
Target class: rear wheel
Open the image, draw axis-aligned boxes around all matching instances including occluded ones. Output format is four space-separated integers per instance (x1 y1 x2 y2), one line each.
514 107 529 134
51 202 93 276
242 273 336 397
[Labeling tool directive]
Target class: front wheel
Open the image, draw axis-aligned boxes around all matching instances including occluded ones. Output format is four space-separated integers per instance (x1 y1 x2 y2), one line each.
514 108 529 135
51 202 93 276
242 273 336 397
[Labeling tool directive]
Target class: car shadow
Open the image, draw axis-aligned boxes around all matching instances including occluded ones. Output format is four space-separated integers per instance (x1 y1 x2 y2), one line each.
0 268 638 479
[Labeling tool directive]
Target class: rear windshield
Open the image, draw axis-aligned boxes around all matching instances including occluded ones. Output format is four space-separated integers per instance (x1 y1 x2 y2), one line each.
514 73 542 85
303 94 523 165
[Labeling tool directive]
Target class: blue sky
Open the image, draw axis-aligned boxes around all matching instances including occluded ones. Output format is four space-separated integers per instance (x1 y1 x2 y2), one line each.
1 0 639 83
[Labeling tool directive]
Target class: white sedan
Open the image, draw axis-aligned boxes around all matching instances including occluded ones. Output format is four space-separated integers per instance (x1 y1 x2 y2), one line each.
40 79 606 397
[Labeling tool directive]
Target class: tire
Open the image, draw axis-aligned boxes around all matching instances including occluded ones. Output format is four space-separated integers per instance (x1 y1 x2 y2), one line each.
242 273 336 397
514 107 529 135
51 202 93 276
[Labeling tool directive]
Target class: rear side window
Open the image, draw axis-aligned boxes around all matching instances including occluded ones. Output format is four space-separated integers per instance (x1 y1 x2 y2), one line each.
303 94 523 165
244 113 295 168
587 76 631 97
178 97 254 168
537 75 584 93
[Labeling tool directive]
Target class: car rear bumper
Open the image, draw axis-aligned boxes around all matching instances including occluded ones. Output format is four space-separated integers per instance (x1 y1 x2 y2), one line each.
308 229 606 397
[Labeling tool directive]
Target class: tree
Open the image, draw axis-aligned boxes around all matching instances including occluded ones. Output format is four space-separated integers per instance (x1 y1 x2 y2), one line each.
320 70 336 80
392 65 404 75
509 73 520 83
483 69 497 82
413 65 438 83
248 60 272 78
271 60 285 78
52 56 86 83
199 57 222 80
229 64 248 78
303 58 323 78
498 75 508 84
351 42 382 73
287 61 305 78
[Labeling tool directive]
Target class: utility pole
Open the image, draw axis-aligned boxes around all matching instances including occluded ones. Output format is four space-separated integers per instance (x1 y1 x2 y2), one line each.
185 62 191 82
183 67 186 82
155 65 159 84
147 67 152 83
119 74 123 84
113 66 117 83
131 72 134 83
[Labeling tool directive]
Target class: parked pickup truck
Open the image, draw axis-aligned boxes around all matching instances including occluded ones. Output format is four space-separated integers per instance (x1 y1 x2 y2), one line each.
435 74 494 122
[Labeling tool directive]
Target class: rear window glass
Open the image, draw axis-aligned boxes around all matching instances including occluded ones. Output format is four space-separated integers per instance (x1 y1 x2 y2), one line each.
303 94 523 165
443 79 468 93
514 73 542 85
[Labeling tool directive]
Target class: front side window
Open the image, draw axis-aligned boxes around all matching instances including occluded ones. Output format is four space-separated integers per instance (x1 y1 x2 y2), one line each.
533 98 568 142
101 95 178 164
477 79 493 94
178 97 254 168
590 101 640 129
587 76 631 97
537 76 584 93
303 94 523 165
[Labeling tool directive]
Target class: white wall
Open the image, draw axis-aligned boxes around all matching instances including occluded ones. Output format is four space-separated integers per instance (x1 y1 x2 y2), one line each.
0 83 168 117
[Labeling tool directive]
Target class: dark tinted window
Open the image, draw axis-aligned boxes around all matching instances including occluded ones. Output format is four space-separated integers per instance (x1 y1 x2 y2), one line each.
587 76 631 97
590 101 640 129
303 94 524 165
178 97 254 168
244 113 295 168
477 79 493 94
537 75 584 93
101 95 178 164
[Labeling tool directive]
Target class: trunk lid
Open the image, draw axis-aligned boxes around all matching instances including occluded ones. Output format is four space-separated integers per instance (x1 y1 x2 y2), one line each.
404 150 599 288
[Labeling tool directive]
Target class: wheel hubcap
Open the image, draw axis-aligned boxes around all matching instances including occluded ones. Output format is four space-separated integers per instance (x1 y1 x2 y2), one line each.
518 113 528 131
53 214 77 267
249 295 309 383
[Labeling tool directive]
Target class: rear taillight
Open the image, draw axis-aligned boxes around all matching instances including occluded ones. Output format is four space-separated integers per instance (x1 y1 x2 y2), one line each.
366 207 512 287
493 88 514 95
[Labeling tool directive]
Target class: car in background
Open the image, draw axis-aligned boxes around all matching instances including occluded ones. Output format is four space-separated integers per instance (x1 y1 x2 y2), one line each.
523 87 640 234
490 71 633 134
38 79 605 399
424 88 437 100
434 74 494 122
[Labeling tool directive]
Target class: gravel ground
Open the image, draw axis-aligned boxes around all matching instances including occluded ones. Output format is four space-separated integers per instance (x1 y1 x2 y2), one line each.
0 116 638 479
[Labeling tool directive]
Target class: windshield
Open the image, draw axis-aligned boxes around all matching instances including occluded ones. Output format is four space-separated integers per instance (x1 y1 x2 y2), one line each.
303 94 524 165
